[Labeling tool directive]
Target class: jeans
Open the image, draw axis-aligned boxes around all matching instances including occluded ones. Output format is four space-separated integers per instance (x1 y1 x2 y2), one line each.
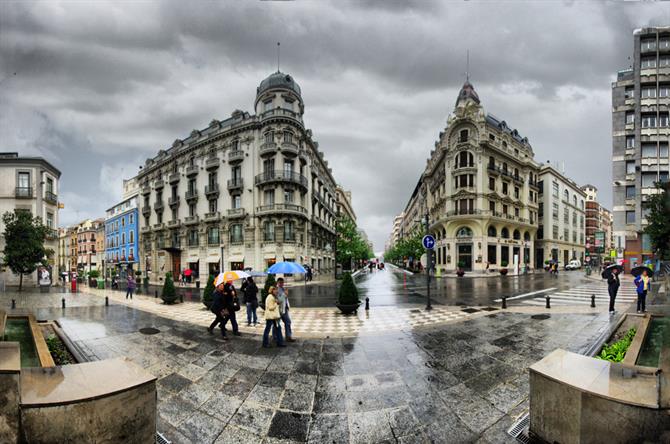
263 320 284 346
126 288 134 299
209 313 226 336
246 303 257 324
280 311 292 339
637 291 647 312
222 310 239 333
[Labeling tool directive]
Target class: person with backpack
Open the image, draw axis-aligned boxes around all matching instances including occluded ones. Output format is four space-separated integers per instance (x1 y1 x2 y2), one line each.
241 276 259 326
207 274 228 340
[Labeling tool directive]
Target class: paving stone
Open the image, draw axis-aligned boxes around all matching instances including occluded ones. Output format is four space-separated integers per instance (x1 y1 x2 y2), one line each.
267 411 310 441
180 410 226 443
247 384 284 408
201 392 243 423
279 388 314 413
157 372 193 395
307 413 350 444
179 381 215 407
214 425 262 444
348 410 394 444
232 402 275 436
158 394 200 427
313 391 348 414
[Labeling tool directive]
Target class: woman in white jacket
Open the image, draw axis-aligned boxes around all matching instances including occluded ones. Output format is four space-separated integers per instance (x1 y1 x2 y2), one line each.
262 287 286 347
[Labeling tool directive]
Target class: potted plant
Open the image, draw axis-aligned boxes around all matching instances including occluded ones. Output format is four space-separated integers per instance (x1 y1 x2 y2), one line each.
336 273 360 314
544 260 551 271
456 261 465 277
161 272 178 304
88 269 100 287
500 261 509 275
202 274 215 309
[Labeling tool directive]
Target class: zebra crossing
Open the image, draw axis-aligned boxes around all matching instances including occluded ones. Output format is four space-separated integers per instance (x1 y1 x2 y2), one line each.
519 281 638 307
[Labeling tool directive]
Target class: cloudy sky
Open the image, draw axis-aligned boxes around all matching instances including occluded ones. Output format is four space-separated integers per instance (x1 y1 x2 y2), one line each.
1 1 668 252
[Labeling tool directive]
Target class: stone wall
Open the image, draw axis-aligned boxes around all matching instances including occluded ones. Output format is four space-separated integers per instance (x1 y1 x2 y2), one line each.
0 343 20 443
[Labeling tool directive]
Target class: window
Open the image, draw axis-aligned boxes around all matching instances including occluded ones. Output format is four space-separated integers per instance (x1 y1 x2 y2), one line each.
660 38 670 49
157 212 162 224
489 134 495 141
539 202 544 217
284 190 294 203
172 208 177 221
129 231 134 243
660 113 670 128
552 203 559 220
563 189 569 202
264 221 275 241
263 158 275 174
283 131 293 144
552 182 559 197
456 151 474 167
660 143 669 157
188 229 199 246
46 212 53 228
487 226 497 237
564 208 569 224
284 221 295 241
625 86 634 99
563 228 569 241
641 87 656 99
233 195 241 209
626 136 635 149
264 131 274 144
208 227 219 245
660 172 669 183
514 187 519 199
18 171 30 191
641 57 657 69
189 203 196 217
264 189 275 205
641 114 657 128
489 177 495 191
208 171 217 187
514 207 519 217
660 85 670 98
263 100 272 112
459 129 468 143
129 214 134 224
189 156 195 167
626 186 636 199
502 182 508 195
572 212 577 227
573 231 577 243
46 177 54 193
573 195 577 206
660 56 670 67
502 204 508 214
121 217 125 227
188 178 196 193
626 211 635 225
641 39 656 51
489 201 495 212
232 139 239 151
455 174 474 189
642 172 657 188
642 143 657 158
625 112 635 125
283 160 294 177
209 199 217 213
553 226 559 239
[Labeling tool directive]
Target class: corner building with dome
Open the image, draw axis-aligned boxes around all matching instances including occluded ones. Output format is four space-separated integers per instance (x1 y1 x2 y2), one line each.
132 71 338 282
404 81 543 273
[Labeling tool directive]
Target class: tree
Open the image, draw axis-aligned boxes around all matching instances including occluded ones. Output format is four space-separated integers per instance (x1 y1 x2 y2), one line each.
384 230 423 267
202 274 215 309
337 272 359 305
2 211 49 291
644 181 670 260
161 273 178 304
336 215 372 269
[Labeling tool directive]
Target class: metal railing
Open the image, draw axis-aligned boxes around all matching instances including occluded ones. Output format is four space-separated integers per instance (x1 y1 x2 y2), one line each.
15 187 32 198
254 170 308 187
44 191 58 204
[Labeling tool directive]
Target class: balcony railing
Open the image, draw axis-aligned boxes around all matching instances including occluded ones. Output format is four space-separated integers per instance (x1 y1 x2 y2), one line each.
254 170 308 188
154 179 165 189
280 141 299 155
44 191 58 205
167 219 180 228
15 187 32 199
185 190 198 202
168 196 180 207
259 142 278 156
228 150 244 162
204 212 220 222
205 184 220 197
227 208 246 218
184 215 199 225
45 229 58 240
169 173 180 184
185 164 199 177
153 223 165 230
256 203 308 216
205 156 220 170
154 200 165 212
227 178 244 190
141 206 151 216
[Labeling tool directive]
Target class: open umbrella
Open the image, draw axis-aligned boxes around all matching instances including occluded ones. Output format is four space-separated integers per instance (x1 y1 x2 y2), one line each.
601 264 622 280
220 270 250 282
267 261 306 274
630 265 653 278
183 269 192 277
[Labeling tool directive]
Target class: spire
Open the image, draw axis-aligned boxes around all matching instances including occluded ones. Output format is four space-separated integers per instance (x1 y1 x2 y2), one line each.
466 49 470 83
277 42 280 73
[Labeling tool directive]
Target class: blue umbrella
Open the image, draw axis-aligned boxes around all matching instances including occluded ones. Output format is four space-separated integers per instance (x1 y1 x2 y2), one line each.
267 262 306 274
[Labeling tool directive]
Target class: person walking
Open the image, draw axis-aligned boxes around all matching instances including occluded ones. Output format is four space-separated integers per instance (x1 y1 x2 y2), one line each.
276 277 295 342
221 280 241 336
126 273 136 300
634 269 650 313
263 286 285 348
607 267 620 313
207 274 228 340
242 277 259 326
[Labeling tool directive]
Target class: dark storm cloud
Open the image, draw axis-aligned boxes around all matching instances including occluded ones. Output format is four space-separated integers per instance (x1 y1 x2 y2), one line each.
0 0 668 250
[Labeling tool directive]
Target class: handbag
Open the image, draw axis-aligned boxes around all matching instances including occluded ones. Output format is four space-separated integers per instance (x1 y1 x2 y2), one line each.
232 297 241 312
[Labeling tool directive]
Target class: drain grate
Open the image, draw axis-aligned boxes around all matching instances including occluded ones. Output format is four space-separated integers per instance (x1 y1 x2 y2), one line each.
531 314 550 320
156 431 172 444
507 412 530 443
139 327 160 335
461 308 480 313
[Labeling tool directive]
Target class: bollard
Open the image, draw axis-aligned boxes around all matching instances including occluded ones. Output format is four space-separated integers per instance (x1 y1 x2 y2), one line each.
180 294 184 303
105 296 109 306
502 296 507 309
62 298 66 309
365 297 370 310
591 294 596 308
545 296 550 309
11 299 15 309
155 290 158 298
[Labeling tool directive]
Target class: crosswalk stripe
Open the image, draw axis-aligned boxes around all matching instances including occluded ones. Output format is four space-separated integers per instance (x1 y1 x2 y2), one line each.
519 282 639 307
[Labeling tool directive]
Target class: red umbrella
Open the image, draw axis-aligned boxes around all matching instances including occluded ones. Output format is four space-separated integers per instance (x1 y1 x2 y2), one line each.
183 269 192 276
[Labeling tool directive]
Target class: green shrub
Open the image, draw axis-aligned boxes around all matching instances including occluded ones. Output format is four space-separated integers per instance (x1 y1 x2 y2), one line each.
597 327 637 362
457 261 465 268
203 274 215 309
89 270 100 279
501 261 508 267
161 273 178 304
338 273 359 305
261 274 276 305
46 335 74 365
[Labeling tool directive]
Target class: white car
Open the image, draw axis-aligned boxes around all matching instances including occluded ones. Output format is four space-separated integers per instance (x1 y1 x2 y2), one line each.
565 260 582 270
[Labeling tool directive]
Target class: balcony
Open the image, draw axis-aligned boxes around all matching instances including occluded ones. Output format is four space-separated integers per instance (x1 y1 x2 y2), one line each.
185 164 199 177
141 185 151 195
528 179 540 190
169 173 180 184
15 187 32 199
228 150 244 163
259 142 278 156
44 191 58 205
205 156 220 170
230 236 244 245
205 184 220 197
280 141 299 156
227 208 247 219
167 219 180 228
254 170 308 189
487 164 500 176
45 229 58 241
454 163 476 172
256 203 308 218
141 206 151 217
185 190 198 202
154 179 165 189
512 175 524 185
227 178 244 191
184 215 199 225
204 211 221 222
140 226 151 234
168 196 180 207
153 200 164 211
153 223 165 230
260 108 304 126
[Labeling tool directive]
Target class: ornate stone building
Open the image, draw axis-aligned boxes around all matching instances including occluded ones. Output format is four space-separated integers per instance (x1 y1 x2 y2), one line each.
406 81 541 273
133 71 337 282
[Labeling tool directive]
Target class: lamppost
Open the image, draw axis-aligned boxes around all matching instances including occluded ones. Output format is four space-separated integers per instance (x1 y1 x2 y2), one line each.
423 210 433 311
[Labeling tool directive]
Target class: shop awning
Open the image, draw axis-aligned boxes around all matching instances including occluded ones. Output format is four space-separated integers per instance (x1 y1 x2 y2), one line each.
206 255 220 263
187 255 199 262
228 255 244 263
263 253 276 260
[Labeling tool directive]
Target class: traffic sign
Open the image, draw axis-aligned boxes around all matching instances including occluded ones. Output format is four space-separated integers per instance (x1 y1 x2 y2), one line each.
422 235 436 250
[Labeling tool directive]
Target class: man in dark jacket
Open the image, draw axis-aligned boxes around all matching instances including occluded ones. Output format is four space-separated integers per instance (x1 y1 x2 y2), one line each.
207 274 228 339
221 281 240 336
607 267 620 313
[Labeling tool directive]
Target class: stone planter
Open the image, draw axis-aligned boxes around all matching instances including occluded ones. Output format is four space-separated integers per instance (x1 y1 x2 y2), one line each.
456 270 465 277
336 303 360 315
499 269 508 275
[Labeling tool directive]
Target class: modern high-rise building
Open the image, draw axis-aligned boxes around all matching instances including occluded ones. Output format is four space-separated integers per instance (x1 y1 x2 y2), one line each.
612 27 670 271
132 71 338 283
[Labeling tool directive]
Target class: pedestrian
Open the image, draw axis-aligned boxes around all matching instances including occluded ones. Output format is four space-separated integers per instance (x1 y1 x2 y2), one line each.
207 274 228 339
262 286 285 348
276 277 295 342
607 267 620 313
634 269 650 313
126 273 136 300
242 276 259 326
221 280 241 336
306 267 313 282
486 261 490 273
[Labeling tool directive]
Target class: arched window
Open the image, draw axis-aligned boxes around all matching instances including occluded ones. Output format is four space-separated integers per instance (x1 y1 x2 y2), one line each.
573 195 577 206
456 151 474 168
456 227 473 238
459 129 469 143
513 229 521 240
487 226 497 237
523 231 530 241
501 227 510 239
564 190 569 202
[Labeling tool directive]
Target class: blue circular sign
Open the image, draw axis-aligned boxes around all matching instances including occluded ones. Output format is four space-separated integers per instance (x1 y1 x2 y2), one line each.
422 235 436 250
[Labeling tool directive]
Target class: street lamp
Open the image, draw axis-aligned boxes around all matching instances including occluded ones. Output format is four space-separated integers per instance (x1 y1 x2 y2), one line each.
422 211 433 311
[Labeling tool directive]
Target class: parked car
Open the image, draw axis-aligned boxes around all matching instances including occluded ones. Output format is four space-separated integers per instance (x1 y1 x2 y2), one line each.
565 259 582 270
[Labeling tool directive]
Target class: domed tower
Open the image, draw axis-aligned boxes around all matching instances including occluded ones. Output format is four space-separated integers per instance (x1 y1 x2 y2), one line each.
255 71 304 117
455 80 480 107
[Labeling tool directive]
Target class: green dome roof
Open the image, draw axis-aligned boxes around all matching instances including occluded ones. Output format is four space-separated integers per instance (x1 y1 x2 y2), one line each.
257 71 302 97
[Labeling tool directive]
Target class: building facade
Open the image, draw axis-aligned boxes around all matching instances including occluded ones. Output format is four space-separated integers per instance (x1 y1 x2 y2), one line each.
133 71 338 283
582 184 614 265
612 27 670 271
402 82 541 273
535 164 586 268
335 186 356 223
105 195 140 278
75 219 104 275
57 227 72 280
0 152 61 286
